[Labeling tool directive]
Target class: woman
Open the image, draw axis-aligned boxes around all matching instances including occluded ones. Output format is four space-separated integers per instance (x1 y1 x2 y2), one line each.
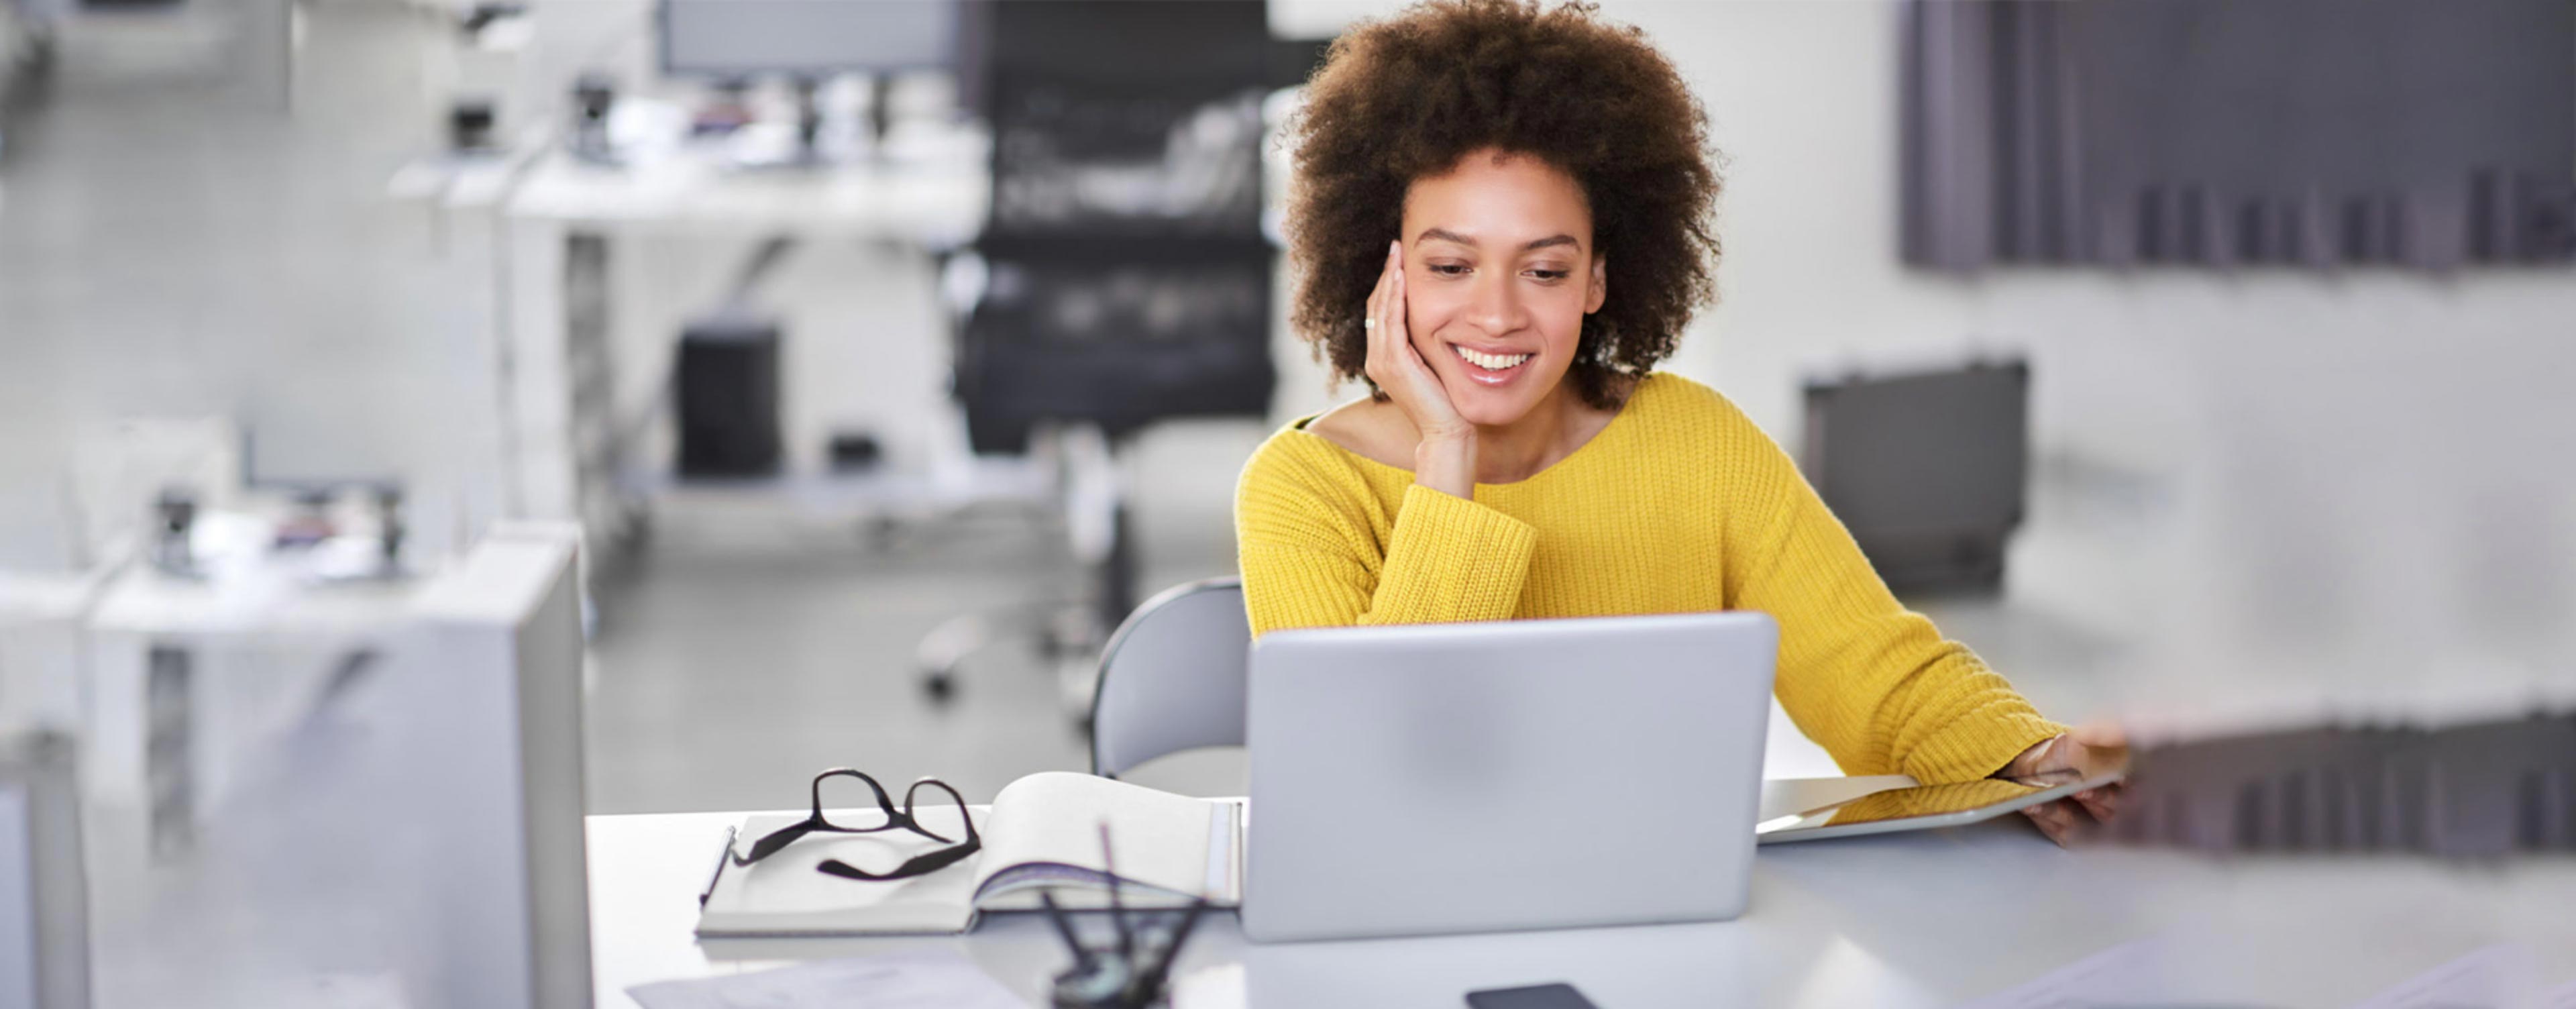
1237 0 2118 842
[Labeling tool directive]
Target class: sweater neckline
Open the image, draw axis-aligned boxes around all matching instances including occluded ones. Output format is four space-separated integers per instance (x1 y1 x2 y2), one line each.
1289 374 1656 491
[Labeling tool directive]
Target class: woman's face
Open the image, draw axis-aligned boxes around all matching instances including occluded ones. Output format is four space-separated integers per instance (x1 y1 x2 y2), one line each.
1399 149 1608 428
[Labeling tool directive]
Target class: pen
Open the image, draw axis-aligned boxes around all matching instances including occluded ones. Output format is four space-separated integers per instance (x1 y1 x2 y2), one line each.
1099 822 1132 963
698 825 738 908
1142 897 1209 996
1037 889 1086 957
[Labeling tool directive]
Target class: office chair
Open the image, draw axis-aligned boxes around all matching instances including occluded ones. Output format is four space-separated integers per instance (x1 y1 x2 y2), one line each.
919 0 1276 706
1088 578 1248 780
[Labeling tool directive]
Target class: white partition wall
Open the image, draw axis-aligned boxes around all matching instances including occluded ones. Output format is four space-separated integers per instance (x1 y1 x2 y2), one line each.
401 523 592 1009
74 524 592 1008
0 733 86 1009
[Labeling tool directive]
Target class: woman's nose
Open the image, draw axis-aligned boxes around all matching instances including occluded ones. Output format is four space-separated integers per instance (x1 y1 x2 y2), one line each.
1466 273 1525 335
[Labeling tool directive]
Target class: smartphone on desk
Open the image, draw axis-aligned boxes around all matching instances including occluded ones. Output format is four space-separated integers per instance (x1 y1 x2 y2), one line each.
1466 982 1599 1009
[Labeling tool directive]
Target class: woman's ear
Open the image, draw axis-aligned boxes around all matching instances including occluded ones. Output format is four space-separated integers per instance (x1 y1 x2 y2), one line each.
1585 254 1608 314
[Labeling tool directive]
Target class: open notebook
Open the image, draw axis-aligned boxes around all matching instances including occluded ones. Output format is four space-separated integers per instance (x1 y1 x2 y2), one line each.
696 772 1244 937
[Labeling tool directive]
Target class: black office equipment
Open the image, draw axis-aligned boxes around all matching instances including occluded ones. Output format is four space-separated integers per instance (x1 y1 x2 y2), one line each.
569 73 617 164
920 0 1277 701
1801 360 2028 594
826 431 883 472
447 99 496 153
1901 0 2576 271
150 487 199 577
953 0 1275 456
1466 983 1603 1009
674 313 784 478
2106 712 2576 856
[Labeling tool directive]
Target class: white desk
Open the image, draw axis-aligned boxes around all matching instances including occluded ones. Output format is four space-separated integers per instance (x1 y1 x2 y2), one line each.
0 567 114 735
498 144 988 537
588 808 2576 1008
80 562 421 872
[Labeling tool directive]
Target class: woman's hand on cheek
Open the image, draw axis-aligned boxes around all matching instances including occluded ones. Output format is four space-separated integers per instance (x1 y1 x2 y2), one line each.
1364 241 1468 440
1365 240 1477 498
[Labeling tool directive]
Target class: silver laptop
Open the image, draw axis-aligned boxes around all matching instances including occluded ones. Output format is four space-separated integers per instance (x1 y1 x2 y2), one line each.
1244 612 1777 943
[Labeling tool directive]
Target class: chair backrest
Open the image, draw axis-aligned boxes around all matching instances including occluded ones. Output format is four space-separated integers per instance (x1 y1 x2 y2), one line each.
1089 578 1249 779
953 0 1276 454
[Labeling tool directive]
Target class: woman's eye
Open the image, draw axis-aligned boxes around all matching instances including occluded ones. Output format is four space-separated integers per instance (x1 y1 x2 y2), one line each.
1527 270 1568 281
1428 264 1470 276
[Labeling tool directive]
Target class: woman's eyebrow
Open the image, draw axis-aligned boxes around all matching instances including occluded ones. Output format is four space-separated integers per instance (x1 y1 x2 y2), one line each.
1413 227 1581 252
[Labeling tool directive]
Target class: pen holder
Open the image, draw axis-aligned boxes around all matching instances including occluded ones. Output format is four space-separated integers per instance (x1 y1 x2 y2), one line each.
1051 955 1164 1009
1040 898 1205 1009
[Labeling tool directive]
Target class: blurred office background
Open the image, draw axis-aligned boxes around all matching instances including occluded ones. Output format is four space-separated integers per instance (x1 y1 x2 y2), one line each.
6 0 2575 787
0 0 2572 998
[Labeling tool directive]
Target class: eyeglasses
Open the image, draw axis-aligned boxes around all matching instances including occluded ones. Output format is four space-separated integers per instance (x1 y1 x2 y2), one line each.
727 768 981 882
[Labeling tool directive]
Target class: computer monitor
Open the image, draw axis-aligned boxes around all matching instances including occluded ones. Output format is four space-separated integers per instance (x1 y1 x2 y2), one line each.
659 0 960 78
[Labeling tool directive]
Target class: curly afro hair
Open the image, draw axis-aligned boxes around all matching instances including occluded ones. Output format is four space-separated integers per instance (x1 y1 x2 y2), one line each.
1285 0 1722 411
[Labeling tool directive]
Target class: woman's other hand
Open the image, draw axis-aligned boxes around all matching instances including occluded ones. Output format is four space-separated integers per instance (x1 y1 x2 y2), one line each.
2002 722 2127 846
1364 240 1476 498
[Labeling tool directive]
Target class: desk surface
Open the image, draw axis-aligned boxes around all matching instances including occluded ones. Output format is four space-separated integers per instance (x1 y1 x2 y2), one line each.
588 807 2576 1008
505 148 986 245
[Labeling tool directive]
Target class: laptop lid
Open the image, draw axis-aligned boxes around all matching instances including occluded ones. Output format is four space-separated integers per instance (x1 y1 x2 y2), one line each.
1244 612 1777 943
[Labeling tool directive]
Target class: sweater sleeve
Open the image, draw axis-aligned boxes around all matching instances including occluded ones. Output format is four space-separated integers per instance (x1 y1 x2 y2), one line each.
1721 419 2063 783
1236 439 1537 638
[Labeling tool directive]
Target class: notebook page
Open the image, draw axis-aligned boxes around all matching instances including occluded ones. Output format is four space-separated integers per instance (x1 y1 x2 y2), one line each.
696 811 989 936
971 773 1222 907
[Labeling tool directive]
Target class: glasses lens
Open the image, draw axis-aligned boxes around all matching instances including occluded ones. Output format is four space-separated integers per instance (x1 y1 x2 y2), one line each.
903 780 972 842
812 769 898 831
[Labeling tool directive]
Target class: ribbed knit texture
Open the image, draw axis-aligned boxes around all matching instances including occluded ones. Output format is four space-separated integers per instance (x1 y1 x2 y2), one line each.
1234 372 2064 784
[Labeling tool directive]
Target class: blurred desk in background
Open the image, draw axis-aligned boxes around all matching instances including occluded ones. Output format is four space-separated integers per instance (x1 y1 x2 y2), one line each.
497 146 988 544
588 808 2576 1008
79 526 591 1009
80 562 420 869
384 145 541 246
0 567 115 736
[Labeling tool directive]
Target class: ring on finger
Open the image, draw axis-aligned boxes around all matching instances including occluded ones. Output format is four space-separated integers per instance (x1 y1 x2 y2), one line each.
1364 318 1377 330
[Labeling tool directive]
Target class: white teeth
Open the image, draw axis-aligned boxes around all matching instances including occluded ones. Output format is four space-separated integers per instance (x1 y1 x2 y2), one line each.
1452 346 1532 370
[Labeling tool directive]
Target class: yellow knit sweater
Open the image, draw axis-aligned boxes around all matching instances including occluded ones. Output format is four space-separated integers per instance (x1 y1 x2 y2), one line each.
1233 372 2063 784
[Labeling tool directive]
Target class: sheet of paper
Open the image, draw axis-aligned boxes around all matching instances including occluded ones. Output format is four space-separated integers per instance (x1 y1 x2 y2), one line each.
627 949 1028 1009
1956 938 2172 1008
2349 945 2534 1009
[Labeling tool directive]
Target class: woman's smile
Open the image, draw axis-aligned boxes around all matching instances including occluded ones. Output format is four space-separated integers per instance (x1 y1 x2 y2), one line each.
1448 343 1536 384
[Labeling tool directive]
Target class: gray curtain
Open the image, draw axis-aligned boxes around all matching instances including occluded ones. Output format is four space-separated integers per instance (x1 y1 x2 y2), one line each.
1900 0 2576 272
